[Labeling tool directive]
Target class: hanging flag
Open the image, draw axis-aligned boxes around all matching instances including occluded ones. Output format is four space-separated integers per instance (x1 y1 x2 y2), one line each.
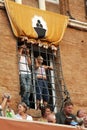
5 0 68 46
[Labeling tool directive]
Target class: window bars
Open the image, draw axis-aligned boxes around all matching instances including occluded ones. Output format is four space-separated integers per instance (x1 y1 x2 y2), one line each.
17 40 70 112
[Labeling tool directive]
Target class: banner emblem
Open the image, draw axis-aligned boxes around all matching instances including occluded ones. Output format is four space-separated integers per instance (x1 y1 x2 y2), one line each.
32 15 48 38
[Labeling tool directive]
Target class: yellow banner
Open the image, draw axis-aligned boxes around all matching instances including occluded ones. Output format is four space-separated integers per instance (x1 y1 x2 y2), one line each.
5 0 68 46
0 118 85 130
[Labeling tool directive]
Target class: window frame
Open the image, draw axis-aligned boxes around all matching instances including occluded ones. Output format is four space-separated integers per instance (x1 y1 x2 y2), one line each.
17 41 57 111
46 0 59 4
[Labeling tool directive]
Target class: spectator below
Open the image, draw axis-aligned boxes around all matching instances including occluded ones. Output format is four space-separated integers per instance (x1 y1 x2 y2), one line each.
55 101 78 126
38 105 52 122
15 102 33 121
47 113 56 123
83 116 87 128
76 109 86 126
5 100 15 118
0 93 11 116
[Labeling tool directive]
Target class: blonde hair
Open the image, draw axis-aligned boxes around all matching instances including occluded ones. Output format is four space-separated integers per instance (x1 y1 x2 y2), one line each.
18 102 28 112
37 56 43 60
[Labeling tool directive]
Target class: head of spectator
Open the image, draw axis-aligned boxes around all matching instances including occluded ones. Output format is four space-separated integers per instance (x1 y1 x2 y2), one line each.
37 56 43 64
55 100 77 125
17 102 28 114
18 43 28 55
63 101 78 126
76 109 87 126
5 99 15 118
83 116 87 128
38 105 52 122
41 105 52 118
63 101 74 116
0 93 11 116
47 113 56 123
15 102 33 121
77 109 86 118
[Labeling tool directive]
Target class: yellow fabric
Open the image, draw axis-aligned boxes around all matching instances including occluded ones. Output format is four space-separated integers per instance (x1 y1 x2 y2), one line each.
5 0 68 46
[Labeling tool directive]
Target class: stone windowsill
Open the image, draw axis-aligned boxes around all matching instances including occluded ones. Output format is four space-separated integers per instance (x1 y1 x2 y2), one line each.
68 19 87 31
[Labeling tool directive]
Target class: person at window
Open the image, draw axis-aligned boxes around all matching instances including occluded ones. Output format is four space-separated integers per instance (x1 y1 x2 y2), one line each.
35 56 53 110
15 102 33 121
55 101 78 126
18 43 31 107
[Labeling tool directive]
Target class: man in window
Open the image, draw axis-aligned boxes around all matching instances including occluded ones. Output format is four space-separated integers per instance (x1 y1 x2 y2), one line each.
18 43 31 107
35 56 53 110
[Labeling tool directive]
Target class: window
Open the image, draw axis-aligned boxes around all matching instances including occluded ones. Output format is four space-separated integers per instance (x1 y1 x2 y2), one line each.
46 0 59 4
17 41 57 110
17 38 70 112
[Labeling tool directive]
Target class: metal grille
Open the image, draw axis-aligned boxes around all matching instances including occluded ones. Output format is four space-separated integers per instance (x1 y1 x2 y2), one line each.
17 41 70 112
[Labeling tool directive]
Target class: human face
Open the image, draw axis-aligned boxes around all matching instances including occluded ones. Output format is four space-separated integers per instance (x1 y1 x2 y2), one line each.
47 114 56 123
38 58 43 64
45 108 52 117
17 104 26 114
21 44 27 49
64 105 73 115
78 110 86 118
84 116 87 128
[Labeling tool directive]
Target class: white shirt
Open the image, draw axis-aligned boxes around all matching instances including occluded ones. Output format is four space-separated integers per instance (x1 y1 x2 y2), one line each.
15 114 33 121
0 105 4 116
0 105 2 110
19 56 31 74
35 66 46 77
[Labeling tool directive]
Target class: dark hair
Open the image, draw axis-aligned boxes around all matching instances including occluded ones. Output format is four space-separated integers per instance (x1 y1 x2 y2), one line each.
17 37 28 48
41 105 52 117
64 101 73 108
76 110 80 117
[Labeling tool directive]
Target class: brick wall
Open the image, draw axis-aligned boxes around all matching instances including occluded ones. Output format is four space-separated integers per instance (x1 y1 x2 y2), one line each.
60 27 87 112
46 1 60 13
0 9 20 110
69 0 87 22
0 0 87 114
22 0 60 13
22 0 39 8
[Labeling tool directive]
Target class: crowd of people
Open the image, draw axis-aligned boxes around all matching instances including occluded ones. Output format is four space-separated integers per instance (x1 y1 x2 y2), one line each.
14 41 87 128
0 93 33 121
0 41 86 128
0 93 87 128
